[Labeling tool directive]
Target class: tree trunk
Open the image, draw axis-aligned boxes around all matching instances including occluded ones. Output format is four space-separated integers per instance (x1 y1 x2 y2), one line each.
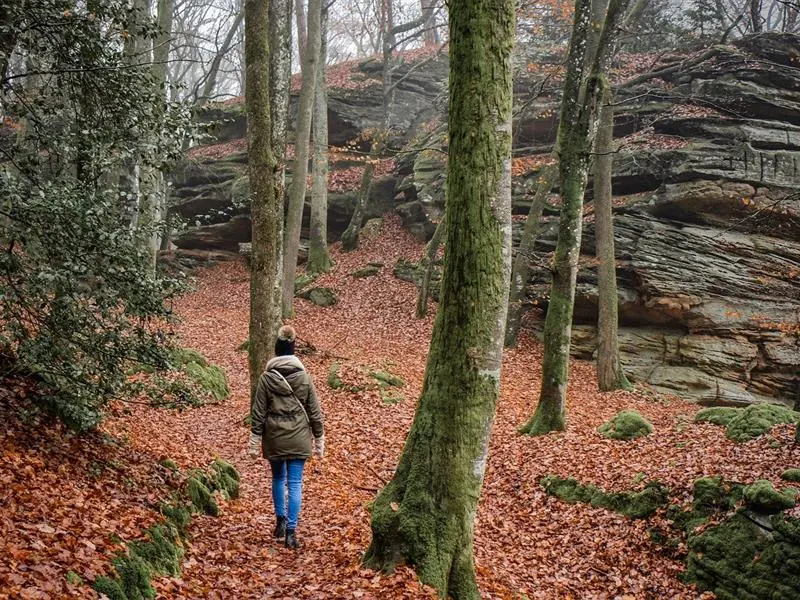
306 5 332 274
594 92 632 392
520 0 630 436
504 162 556 348
269 0 292 331
295 0 307 65
281 0 322 317
750 0 763 32
364 0 515 596
340 147 377 252
246 0 279 398
416 218 445 318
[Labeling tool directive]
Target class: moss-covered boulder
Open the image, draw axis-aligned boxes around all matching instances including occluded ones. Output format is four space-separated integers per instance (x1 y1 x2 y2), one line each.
695 404 799 442
298 286 338 307
540 475 669 519
352 264 381 278
170 347 208 368
184 362 229 402
380 390 404 404
686 512 800 600
597 410 653 440
742 480 798 514
782 469 800 483
294 273 317 294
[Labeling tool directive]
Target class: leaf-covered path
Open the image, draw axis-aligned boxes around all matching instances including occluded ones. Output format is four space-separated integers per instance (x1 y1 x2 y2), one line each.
2 216 798 599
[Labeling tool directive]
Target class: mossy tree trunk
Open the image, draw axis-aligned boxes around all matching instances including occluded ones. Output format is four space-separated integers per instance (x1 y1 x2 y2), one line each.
416 218 445 318
307 5 332 274
594 92 632 392
245 0 279 398
521 0 630 436
504 162 557 347
364 0 515 596
269 0 292 331
281 0 322 317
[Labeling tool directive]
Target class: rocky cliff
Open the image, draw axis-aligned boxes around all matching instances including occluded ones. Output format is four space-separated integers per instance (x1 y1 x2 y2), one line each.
171 34 800 408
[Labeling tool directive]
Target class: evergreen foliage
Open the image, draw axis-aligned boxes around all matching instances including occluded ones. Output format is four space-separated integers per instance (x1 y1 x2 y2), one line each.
0 0 194 431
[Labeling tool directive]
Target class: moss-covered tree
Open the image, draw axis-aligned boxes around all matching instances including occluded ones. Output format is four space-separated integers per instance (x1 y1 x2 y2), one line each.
245 0 280 397
521 0 631 435
307 4 332 274
281 0 322 316
364 0 515 596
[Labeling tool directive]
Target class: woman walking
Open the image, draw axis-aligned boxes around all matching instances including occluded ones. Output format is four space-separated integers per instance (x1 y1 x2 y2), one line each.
249 325 325 549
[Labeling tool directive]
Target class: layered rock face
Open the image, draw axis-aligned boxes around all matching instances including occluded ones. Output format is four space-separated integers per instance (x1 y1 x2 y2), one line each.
171 34 799 407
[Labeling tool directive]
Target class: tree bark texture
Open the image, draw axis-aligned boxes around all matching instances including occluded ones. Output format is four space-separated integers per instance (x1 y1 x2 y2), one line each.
245 0 280 399
364 0 515 596
269 0 292 330
281 0 322 317
521 0 630 435
504 162 556 348
594 92 632 392
307 5 332 274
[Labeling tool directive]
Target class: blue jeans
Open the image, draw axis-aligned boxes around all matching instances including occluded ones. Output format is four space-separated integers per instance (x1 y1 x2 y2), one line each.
269 459 306 530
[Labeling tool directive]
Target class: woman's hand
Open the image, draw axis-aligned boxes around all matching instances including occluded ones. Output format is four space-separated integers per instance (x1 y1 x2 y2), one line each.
313 435 325 459
248 432 261 458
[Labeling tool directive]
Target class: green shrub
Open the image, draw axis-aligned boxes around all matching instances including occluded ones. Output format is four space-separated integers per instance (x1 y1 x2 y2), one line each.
597 410 653 440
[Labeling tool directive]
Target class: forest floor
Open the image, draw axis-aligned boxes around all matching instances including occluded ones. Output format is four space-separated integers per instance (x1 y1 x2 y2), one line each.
2 216 799 599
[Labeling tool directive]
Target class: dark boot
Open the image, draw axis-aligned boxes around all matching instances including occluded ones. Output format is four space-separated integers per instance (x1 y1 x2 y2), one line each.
273 516 287 539
285 528 299 549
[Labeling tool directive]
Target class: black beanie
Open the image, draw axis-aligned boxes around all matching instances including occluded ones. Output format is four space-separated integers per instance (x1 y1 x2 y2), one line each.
274 325 296 356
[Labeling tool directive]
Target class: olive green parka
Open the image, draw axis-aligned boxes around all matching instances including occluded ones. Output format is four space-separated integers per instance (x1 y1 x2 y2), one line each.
251 355 324 460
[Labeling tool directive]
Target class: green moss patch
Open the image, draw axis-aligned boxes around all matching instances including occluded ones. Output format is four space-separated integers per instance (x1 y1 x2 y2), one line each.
327 363 344 389
129 524 183 578
184 362 229 401
352 265 381 278
540 475 669 519
298 286 338 307
380 390 404 405
686 512 800 599
187 477 218 516
294 273 317 294
782 469 800 483
695 404 799 442
742 480 797 514
597 410 653 440
211 459 240 500
370 370 405 388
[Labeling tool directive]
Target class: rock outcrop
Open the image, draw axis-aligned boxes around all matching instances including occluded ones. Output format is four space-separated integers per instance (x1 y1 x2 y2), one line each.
171 34 800 407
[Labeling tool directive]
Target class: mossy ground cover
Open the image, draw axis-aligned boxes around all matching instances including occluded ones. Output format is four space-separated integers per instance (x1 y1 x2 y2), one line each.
695 404 799 442
540 476 669 519
93 459 240 598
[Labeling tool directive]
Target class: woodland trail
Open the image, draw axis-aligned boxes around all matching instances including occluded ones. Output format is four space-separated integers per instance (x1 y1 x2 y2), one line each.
3 217 798 599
